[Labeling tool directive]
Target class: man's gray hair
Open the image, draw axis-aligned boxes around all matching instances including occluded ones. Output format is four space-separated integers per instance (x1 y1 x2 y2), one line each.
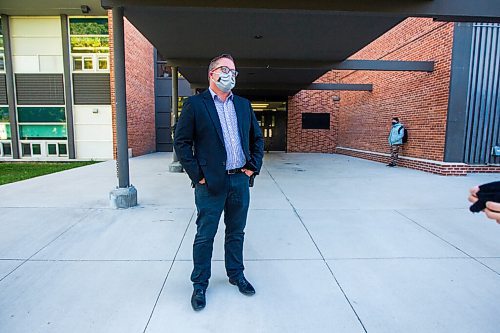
208 54 235 73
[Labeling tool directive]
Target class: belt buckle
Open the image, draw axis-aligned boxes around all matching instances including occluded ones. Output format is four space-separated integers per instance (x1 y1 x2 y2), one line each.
227 169 236 175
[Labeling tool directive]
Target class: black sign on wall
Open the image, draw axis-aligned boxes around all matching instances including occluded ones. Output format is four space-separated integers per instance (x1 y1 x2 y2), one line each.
302 113 330 129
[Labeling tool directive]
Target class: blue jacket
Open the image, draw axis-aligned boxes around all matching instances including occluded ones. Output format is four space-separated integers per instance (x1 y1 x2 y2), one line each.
388 123 404 146
174 89 264 194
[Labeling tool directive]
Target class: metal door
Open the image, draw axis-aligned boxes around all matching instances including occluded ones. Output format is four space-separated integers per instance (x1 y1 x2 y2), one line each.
256 111 287 151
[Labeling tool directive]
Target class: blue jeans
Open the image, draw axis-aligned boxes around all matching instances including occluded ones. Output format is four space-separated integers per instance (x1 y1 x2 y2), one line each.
191 173 250 290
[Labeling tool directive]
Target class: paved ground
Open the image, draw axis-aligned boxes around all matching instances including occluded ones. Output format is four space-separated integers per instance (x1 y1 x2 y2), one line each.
0 152 499 333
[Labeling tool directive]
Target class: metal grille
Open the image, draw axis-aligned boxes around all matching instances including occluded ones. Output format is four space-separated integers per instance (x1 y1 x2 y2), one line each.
73 73 111 105
15 74 65 105
0 74 7 105
464 23 500 165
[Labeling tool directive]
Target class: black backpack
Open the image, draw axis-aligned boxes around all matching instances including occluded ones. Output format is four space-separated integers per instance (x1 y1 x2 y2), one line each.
398 126 409 144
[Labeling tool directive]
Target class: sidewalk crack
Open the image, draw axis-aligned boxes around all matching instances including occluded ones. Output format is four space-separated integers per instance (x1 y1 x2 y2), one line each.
142 208 196 333
264 165 368 333
395 210 500 277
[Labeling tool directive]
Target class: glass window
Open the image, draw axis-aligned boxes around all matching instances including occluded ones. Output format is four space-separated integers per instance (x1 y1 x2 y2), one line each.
0 123 10 140
157 63 171 78
98 56 108 70
69 18 108 35
32 144 41 155
0 107 9 122
19 125 67 140
22 143 31 156
73 56 83 70
47 143 57 155
84 56 93 70
69 17 109 73
176 97 188 119
17 107 66 123
2 142 11 156
58 143 68 156
70 36 109 54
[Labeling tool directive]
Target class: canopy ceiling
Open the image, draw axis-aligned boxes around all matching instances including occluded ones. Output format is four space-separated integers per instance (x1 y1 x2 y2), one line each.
120 6 405 96
3 1 500 96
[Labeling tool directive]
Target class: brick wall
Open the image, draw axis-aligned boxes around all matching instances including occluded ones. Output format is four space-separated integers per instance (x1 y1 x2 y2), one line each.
287 71 340 153
109 11 156 158
286 18 454 158
336 147 500 176
109 11 116 159
336 18 454 162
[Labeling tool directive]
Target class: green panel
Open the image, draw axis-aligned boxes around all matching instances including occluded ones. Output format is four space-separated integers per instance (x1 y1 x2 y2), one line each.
19 125 67 140
0 123 10 140
71 36 109 53
17 107 66 123
69 18 109 35
0 107 8 122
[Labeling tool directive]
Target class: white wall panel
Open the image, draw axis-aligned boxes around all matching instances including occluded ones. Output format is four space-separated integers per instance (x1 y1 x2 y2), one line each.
75 125 112 141
11 37 63 56
10 17 61 37
73 105 113 159
39 55 64 72
75 141 113 159
10 17 63 73
73 105 112 125
12 56 39 72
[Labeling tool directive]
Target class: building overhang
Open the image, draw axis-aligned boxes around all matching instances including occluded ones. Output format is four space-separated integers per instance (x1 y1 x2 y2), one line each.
99 1 500 96
101 0 500 23
0 1 107 16
5 1 500 97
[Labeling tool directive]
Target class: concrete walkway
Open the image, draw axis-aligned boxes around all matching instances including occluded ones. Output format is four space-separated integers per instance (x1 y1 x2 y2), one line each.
0 152 499 333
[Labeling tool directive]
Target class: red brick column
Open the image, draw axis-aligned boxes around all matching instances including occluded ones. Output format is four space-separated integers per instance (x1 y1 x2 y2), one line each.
109 11 155 159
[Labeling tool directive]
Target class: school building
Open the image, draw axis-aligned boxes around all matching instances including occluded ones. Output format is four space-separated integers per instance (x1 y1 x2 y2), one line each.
0 2 499 178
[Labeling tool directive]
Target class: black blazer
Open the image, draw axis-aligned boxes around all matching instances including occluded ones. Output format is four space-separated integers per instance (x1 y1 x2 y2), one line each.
174 89 264 194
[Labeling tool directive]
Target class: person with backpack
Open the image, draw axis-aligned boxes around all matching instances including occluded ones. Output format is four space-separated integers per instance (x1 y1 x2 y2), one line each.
387 117 407 167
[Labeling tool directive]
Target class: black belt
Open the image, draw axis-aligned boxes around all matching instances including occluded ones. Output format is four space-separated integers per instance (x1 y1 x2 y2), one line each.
226 168 244 174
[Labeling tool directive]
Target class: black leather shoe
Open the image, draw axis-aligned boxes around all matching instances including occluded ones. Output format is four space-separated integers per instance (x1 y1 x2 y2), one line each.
229 277 256 296
191 289 206 311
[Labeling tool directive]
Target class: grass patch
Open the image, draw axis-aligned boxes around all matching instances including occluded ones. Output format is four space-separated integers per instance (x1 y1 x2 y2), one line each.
0 161 100 186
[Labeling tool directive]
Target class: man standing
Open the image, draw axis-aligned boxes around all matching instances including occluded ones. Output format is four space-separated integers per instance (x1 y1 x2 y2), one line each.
174 54 264 311
387 117 405 167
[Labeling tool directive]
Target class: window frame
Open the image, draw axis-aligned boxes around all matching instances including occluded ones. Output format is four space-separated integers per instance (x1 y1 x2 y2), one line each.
68 16 110 74
15 104 69 158
0 140 12 157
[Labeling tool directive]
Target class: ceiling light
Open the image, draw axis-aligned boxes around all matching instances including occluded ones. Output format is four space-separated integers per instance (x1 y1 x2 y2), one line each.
81 5 91 13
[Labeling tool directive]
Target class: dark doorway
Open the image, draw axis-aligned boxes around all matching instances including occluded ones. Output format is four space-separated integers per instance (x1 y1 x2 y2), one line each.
251 101 287 152
154 49 192 152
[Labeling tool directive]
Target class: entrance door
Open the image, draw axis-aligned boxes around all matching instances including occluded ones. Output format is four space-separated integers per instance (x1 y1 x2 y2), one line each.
255 111 287 151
